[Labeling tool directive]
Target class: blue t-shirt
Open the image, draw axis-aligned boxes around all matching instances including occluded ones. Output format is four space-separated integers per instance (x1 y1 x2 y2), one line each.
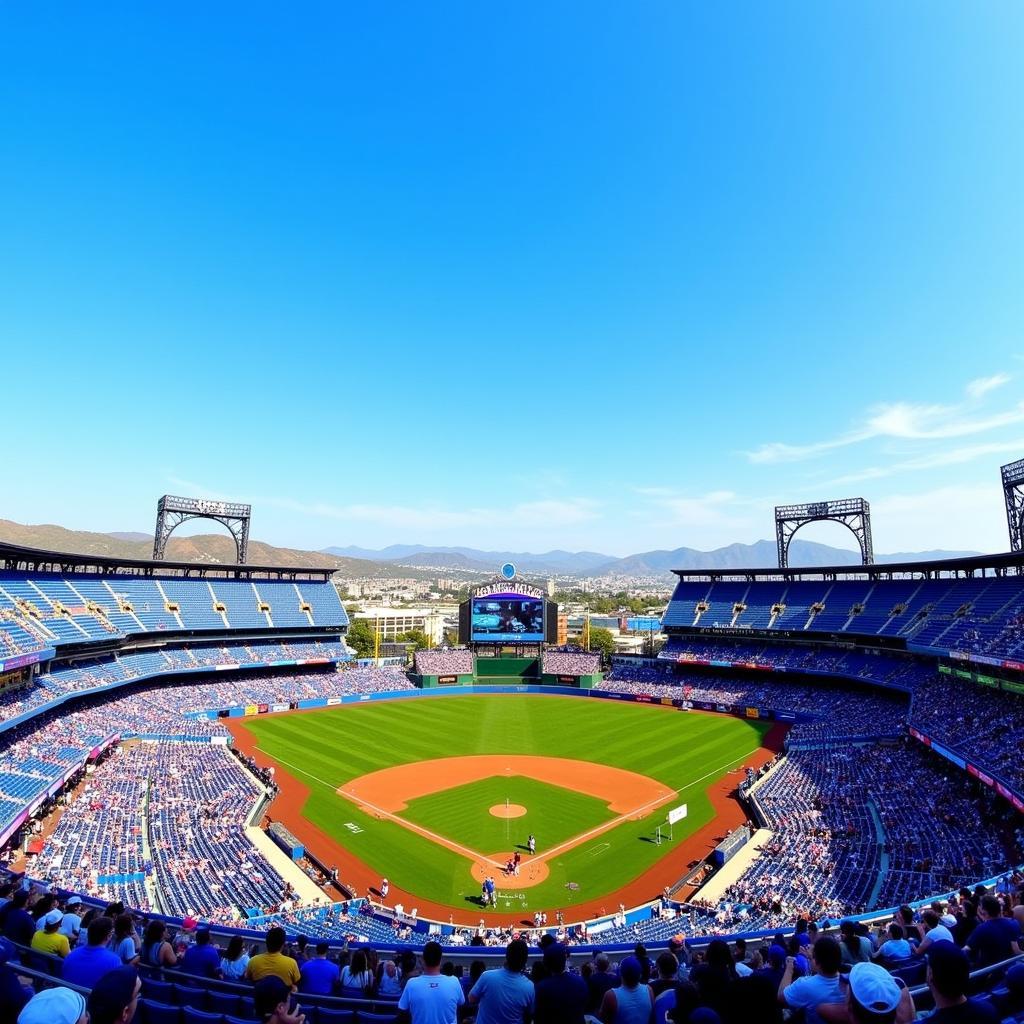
180 942 221 978
62 944 122 988
783 972 844 1024
299 957 341 995
878 938 913 960
966 917 1021 966
470 967 535 1024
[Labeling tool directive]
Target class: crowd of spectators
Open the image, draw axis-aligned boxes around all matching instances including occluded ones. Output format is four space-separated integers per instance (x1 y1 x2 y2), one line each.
413 648 475 677
541 649 602 676
909 673 1024 793
28 742 292 923
712 739 1022 933
602 670 911 743
0 639 352 723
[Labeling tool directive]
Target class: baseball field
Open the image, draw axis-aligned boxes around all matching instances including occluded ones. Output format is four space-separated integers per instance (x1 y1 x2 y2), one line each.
233 694 772 917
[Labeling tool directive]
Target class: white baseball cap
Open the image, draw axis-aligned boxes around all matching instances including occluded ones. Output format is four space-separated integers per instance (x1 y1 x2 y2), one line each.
848 961 901 1014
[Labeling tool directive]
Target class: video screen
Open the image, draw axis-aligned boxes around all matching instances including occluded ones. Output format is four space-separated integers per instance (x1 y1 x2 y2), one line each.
471 596 545 643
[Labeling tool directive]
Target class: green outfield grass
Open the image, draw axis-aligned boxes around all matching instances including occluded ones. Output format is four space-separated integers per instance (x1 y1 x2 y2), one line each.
401 775 616 852
239 695 769 915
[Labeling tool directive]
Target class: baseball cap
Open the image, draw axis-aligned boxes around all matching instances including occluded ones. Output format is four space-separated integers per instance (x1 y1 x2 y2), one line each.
940 914 957 928
254 976 290 1018
18 988 86 1024
88 966 139 1024
43 909 63 927
619 955 642 985
848 961 901 1014
182 916 199 930
65 896 82 908
767 944 787 965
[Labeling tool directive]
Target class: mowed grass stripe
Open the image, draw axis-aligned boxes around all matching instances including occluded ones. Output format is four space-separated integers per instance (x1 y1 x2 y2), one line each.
243 696 768 911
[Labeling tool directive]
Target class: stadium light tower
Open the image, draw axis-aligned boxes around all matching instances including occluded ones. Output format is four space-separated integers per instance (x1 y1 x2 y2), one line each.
153 495 252 563
1001 458 1024 552
774 498 874 569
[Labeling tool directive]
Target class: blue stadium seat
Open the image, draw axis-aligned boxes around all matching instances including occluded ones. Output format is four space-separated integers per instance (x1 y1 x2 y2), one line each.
141 999 183 1024
206 991 239 1016
182 1008 225 1024
317 1010 356 1024
143 978 175 1004
237 996 257 1020
356 1012 398 1023
173 984 209 1008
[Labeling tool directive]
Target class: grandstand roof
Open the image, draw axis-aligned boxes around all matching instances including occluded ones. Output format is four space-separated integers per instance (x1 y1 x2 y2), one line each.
671 549 1024 582
0 539 337 581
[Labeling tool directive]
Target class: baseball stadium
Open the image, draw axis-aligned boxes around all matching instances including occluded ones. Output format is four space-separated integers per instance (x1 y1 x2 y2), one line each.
1 479 1023 1020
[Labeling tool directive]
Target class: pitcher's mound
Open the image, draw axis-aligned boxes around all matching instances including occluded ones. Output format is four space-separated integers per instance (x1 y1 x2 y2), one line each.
470 853 550 889
490 803 527 818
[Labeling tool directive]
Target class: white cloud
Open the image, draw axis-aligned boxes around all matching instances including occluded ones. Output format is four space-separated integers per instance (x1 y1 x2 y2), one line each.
819 438 1024 488
745 398 1024 463
966 373 1010 399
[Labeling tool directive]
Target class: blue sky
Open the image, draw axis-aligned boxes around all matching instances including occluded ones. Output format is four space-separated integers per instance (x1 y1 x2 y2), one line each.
1 3 1021 557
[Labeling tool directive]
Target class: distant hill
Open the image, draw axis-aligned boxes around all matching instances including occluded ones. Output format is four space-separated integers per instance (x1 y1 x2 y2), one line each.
0 519 383 575
0 520 983 579
324 539 982 576
589 539 981 576
323 544 612 574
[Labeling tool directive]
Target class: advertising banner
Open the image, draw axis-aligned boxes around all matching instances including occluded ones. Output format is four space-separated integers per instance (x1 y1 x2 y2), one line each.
244 705 259 716
745 707 760 719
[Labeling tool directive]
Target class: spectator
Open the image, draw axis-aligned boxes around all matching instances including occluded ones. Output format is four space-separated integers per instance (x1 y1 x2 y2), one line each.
377 957 403 998
1 893 35 949
963 894 1021 967
298 942 339 996
179 927 220 978
874 924 912 963
0 939 31 1024
818 961 912 1024
838 921 873 966
61 916 121 988
599 954 655 1024
778 937 844 1024
246 926 301 989
15 988 87 1024
111 914 139 967
534 943 587 1024
253 975 306 1024
587 953 617 1013
220 934 251 980
398 940 465 1024
87 966 142 1024
468 939 535 1024
30 909 70 958
690 939 738 1017
924 941 999 1022
338 948 374 997
917 910 956 955
59 896 83 947
140 921 179 968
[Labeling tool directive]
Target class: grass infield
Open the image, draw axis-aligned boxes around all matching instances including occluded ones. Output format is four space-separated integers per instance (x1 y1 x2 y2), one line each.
242 695 769 913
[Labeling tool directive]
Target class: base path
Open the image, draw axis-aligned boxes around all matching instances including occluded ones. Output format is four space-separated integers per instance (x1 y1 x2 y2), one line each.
225 698 787 927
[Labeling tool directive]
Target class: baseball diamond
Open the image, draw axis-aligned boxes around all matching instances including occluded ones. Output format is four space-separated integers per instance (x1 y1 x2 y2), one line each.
227 693 775 921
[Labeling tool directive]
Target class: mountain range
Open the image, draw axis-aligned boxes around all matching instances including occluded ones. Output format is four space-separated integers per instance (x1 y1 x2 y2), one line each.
322 540 981 576
0 519 981 579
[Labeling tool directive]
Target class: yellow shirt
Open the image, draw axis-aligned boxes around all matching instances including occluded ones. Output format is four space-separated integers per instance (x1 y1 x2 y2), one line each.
31 930 70 958
246 951 301 986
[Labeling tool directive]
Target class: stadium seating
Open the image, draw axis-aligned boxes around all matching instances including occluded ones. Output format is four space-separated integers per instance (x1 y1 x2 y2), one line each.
663 574 1024 657
0 571 348 649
